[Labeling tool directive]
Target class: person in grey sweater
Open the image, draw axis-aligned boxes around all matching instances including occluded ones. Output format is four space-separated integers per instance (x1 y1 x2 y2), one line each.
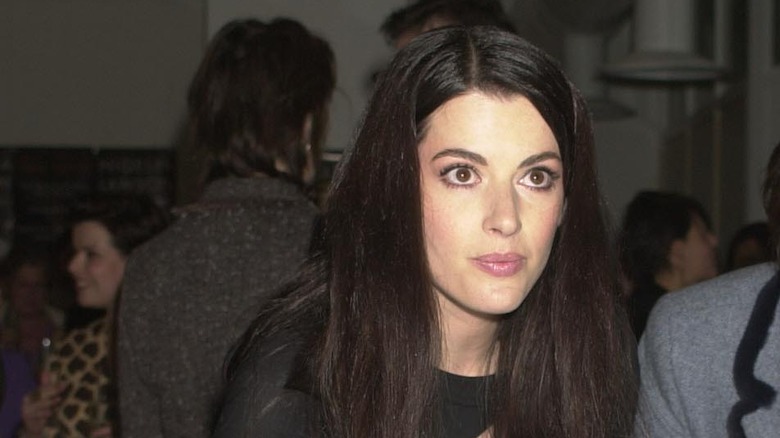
116 18 335 438
634 141 780 438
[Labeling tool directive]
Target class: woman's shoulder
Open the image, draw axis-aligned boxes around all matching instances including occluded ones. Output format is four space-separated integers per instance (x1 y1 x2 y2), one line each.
213 329 319 437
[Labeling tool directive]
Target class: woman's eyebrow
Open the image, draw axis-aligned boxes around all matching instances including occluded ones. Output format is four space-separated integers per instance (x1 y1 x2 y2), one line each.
431 148 486 165
519 151 561 168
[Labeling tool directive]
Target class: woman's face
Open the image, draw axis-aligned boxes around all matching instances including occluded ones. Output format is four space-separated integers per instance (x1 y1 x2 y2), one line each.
419 92 565 328
67 221 126 309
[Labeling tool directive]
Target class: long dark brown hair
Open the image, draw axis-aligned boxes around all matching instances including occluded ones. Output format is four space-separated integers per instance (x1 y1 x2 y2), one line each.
229 26 636 438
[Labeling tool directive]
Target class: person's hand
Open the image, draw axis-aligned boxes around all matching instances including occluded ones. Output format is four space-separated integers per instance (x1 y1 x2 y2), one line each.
20 372 65 436
89 425 112 438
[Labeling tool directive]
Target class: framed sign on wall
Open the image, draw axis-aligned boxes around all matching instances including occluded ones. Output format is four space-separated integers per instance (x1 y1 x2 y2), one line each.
7 147 174 250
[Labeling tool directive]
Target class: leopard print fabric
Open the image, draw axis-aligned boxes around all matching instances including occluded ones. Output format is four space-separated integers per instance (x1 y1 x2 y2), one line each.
42 317 111 438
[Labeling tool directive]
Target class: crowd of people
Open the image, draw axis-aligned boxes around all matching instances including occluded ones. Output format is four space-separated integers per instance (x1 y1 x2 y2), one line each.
0 1 777 437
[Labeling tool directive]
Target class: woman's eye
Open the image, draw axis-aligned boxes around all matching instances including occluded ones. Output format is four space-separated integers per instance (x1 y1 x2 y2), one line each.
520 169 554 189
442 166 479 186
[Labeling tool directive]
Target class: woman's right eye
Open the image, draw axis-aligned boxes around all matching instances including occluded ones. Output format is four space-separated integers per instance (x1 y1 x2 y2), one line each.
441 165 480 187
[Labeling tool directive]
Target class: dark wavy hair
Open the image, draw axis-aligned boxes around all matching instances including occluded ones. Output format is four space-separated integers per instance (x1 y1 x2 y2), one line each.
726 222 771 271
230 27 636 438
380 0 516 45
187 18 335 184
618 190 712 285
69 193 169 257
764 142 780 261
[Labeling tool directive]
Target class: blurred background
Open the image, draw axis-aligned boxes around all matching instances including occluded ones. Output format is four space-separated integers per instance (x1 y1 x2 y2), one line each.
0 0 778 263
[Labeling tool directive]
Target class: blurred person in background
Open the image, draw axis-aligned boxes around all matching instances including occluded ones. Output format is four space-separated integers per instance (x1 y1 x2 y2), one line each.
20 194 167 438
0 248 63 369
381 0 516 49
726 221 771 272
0 347 35 437
618 191 719 339
117 17 335 438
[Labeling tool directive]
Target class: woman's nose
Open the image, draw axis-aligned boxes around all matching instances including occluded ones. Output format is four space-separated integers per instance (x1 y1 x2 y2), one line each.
482 185 521 236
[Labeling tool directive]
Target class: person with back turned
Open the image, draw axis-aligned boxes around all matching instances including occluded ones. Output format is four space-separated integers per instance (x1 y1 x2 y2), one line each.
116 18 335 438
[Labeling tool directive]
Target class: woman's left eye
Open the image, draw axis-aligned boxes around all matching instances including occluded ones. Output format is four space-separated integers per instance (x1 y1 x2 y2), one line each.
519 168 556 189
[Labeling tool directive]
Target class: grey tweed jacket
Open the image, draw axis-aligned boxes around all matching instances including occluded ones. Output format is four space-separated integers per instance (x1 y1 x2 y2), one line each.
117 177 319 438
634 262 780 438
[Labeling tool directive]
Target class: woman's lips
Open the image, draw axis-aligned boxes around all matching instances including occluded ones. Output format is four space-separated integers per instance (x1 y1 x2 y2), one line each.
472 253 524 277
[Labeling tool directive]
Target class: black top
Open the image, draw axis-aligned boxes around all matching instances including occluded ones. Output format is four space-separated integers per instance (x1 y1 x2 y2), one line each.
213 319 494 438
213 335 495 438
438 370 493 438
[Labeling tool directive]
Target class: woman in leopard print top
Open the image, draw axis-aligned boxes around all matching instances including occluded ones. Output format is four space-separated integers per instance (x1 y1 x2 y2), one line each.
20 194 167 438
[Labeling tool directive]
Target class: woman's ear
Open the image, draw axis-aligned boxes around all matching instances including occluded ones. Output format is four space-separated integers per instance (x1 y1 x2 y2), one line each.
273 114 315 183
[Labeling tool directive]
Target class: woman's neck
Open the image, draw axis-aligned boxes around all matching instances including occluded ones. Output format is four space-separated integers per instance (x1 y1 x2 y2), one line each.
438 304 499 377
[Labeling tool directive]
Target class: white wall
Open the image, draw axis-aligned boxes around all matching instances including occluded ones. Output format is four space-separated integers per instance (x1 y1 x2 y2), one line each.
0 0 204 148
0 0 402 151
207 0 406 152
586 17 675 225
594 118 662 226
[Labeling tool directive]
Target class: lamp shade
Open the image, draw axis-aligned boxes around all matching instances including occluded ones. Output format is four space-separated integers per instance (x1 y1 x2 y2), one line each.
602 0 725 82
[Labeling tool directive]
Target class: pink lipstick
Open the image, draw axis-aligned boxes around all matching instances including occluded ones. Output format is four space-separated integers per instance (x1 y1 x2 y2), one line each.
472 253 524 277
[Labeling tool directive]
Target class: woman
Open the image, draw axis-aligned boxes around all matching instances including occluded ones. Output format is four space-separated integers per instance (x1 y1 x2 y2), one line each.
20 194 167 438
214 27 637 438
116 18 335 438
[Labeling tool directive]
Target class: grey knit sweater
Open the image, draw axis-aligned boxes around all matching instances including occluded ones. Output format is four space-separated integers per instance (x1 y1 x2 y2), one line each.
634 262 780 437
117 177 319 438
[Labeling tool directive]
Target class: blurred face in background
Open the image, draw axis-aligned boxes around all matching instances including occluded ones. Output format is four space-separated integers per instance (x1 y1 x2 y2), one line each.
675 213 719 286
68 221 126 309
10 264 48 317
730 237 769 270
